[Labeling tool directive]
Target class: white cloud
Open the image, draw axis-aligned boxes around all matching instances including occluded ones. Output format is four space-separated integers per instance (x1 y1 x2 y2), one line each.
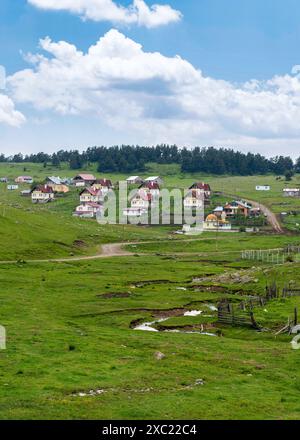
0 93 26 127
7 29 300 153
27 0 182 28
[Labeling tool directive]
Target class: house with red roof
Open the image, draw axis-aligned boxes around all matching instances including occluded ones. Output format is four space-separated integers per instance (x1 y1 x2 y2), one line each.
73 173 96 187
139 181 160 199
79 187 104 204
189 182 212 205
73 202 104 218
31 185 54 203
91 178 113 193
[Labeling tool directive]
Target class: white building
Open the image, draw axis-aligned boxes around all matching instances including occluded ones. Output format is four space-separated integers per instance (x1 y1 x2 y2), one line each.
183 190 203 208
256 185 270 191
283 188 300 197
144 176 164 185
31 185 54 203
123 207 148 217
126 176 143 185
73 203 103 218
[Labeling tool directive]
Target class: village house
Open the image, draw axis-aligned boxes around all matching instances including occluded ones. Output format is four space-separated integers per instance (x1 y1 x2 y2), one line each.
15 176 33 184
256 185 270 191
73 202 103 218
223 200 252 218
79 187 104 204
123 207 148 218
45 176 69 193
91 178 112 193
20 189 31 197
189 182 211 204
0 177 8 183
139 181 160 199
31 185 54 203
144 176 164 185
183 189 204 209
126 176 144 185
130 190 152 210
283 188 300 197
203 214 232 231
7 184 19 191
73 174 96 187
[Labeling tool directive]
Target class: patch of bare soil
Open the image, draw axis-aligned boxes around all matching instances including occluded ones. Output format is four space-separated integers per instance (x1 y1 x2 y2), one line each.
193 268 259 285
98 292 134 299
73 240 87 248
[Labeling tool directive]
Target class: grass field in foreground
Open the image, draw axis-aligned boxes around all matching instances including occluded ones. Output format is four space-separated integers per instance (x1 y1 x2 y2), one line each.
0 254 300 420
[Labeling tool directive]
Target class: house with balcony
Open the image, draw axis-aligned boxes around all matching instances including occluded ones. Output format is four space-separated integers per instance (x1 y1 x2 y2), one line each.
79 187 104 204
31 185 54 203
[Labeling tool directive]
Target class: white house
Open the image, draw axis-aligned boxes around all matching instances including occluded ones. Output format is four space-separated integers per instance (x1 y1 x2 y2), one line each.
31 185 54 203
123 207 148 217
7 185 19 190
144 176 164 185
79 187 104 204
256 185 270 191
126 176 143 185
73 202 103 218
184 189 204 208
139 182 160 199
130 190 152 209
283 188 300 197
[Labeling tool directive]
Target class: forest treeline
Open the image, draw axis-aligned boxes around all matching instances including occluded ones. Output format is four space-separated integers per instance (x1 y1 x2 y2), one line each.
1 145 299 176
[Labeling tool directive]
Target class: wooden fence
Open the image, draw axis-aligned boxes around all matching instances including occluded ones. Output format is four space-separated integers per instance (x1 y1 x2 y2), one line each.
241 244 300 264
217 302 261 329
241 249 285 264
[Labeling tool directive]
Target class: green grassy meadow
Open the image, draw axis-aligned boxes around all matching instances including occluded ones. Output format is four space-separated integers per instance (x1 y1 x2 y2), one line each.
1 163 300 420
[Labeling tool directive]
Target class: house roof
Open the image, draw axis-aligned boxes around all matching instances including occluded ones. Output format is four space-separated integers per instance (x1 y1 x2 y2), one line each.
47 176 62 185
206 214 218 222
140 182 160 190
190 182 211 191
74 174 96 181
214 206 224 212
94 178 112 187
145 176 161 181
283 188 300 192
80 187 102 196
32 185 54 194
126 176 141 181
17 176 33 180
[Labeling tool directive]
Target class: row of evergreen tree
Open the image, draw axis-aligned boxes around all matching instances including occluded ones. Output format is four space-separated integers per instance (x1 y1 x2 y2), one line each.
1 145 299 176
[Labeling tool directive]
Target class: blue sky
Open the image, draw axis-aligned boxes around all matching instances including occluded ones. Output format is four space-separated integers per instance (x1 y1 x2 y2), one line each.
1 0 300 156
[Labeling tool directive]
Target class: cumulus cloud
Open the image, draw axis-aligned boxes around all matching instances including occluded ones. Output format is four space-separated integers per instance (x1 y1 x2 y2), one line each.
7 29 300 150
27 0 182 28
0 93 26 127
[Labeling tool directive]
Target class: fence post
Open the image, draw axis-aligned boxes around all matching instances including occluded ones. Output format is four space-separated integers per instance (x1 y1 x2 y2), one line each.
294 308 298 326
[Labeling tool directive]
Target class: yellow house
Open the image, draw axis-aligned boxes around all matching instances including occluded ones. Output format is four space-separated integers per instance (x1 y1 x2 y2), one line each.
48 183 69 193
